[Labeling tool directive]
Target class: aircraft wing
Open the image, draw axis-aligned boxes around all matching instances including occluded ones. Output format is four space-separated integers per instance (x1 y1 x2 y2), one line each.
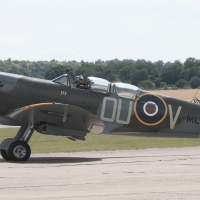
5 103 104 139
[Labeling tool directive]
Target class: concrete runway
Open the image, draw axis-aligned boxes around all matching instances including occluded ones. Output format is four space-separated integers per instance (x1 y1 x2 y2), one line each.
1 148 200 200
0 125 19 128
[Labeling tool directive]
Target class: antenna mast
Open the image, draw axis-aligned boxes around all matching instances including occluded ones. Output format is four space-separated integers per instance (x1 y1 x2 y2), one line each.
191 88 200 102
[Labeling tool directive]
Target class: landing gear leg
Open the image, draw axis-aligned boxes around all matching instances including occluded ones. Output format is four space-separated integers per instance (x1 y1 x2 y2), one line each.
0 125 35 162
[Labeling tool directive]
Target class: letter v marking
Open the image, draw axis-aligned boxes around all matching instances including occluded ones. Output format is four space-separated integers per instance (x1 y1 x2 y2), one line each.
168 104 182 129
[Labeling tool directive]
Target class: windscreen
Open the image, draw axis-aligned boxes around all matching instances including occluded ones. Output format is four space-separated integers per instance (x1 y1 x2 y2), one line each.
52 75 70 86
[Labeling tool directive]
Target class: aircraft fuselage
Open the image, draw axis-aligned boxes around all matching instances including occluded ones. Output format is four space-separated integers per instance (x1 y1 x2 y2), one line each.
0 72 200 138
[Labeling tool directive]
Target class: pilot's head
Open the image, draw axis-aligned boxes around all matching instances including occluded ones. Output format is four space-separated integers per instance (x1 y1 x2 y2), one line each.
75 75 84 84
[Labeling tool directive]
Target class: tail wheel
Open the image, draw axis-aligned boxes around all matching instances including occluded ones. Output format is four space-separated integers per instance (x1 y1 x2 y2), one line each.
8 141 31 162
1 149 11 161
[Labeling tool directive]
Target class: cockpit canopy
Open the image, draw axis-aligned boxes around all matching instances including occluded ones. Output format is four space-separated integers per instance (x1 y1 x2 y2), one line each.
87 77 140 99
114 82 139 99
52 75 140 99
87 77 110 93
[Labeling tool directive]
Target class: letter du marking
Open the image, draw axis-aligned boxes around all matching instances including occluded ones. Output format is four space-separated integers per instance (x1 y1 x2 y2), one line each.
100 97 117 122
100 97 133 124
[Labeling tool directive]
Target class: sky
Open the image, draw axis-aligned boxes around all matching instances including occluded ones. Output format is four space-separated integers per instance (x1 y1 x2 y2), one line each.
0 0 200 63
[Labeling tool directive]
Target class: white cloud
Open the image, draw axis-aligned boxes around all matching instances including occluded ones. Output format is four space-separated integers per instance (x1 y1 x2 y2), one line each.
0 35 24 46
0 0 200 62
46 47 83 60
25 47 83 61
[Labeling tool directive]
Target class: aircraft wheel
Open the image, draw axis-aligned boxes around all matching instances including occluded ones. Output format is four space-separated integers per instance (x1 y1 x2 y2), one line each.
8 141 31 162
0 149 11 161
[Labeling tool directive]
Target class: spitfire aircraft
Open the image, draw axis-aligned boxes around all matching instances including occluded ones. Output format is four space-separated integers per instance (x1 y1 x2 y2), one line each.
0 71 200 162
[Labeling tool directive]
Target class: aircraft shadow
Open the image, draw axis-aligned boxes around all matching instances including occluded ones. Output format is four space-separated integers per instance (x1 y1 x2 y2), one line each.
23 157 102 164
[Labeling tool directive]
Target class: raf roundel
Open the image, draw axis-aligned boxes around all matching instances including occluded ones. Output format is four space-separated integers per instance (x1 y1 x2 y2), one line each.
134 94 168 126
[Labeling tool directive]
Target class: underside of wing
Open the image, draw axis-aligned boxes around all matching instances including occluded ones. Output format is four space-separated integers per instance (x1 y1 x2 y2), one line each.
5 103 104 138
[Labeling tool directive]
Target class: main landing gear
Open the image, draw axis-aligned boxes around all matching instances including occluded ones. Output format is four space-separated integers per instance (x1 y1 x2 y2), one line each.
0 125 35 162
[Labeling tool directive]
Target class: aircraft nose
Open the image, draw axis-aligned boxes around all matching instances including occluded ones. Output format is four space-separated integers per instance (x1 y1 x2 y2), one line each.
0 75 4 94
0 72 19 113
0 77 7 112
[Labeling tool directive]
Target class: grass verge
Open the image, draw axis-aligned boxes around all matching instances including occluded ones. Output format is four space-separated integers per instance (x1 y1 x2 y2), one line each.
0 128 200 154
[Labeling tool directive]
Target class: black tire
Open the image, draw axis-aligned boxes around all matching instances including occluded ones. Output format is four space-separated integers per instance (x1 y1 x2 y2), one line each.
8 141 31 162
1 149 11 161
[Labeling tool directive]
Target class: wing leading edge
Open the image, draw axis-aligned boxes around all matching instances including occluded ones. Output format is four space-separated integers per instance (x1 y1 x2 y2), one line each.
5 103 104 138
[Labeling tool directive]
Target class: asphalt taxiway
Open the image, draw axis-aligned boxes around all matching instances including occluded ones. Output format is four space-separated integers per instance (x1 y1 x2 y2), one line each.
1 147 200 199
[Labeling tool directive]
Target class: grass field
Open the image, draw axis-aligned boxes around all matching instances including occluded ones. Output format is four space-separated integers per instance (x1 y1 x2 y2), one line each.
154 89 200 101
0 128 200 154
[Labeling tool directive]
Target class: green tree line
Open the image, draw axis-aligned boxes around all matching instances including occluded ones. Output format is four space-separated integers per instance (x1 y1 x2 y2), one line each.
1 57 200 89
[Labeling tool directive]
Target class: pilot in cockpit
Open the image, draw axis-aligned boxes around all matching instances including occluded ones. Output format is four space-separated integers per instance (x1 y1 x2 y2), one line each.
75 75 87 90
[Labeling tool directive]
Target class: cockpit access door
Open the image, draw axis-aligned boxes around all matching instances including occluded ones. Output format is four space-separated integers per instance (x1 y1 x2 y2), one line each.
69 88 89 106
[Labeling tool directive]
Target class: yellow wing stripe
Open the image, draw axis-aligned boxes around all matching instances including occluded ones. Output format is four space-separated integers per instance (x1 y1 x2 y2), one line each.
21 103 54 111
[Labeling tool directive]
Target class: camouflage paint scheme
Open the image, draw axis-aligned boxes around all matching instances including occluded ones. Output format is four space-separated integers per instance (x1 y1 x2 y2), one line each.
0 71 199 161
